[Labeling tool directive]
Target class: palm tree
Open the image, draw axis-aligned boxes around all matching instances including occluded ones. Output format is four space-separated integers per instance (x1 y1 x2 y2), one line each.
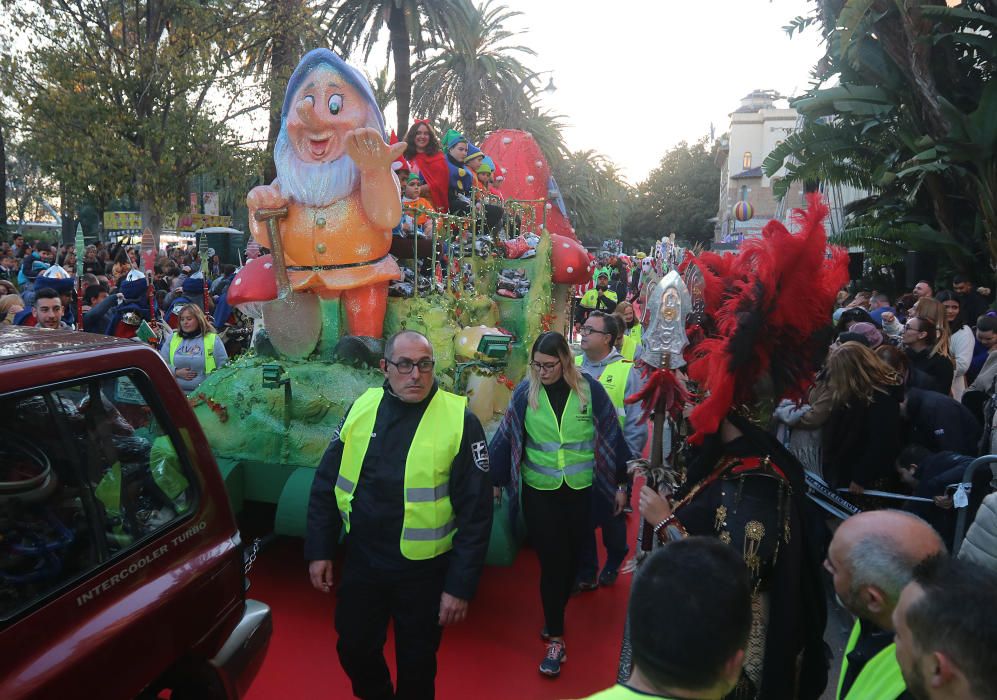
367 64 396 121
553 150 629 240
489 104 570 167
242 0 343 183
330 0 475 136
410 0 536 141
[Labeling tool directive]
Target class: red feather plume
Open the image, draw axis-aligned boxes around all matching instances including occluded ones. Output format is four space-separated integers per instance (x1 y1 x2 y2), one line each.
686 194 849 443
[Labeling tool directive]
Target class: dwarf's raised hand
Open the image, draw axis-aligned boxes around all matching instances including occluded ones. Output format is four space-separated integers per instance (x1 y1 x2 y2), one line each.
346 127 407 171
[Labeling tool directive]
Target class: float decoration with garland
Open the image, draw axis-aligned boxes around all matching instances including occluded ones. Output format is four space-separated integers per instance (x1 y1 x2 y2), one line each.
189 50 572 546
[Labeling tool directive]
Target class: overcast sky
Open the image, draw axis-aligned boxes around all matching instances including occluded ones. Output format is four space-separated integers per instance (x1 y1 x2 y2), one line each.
489 0 826 183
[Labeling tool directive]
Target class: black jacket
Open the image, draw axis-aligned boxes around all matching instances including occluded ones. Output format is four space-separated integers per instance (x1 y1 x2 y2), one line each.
904 388 981 455
304 382 493 601
904 347 954 395
825 386 903 488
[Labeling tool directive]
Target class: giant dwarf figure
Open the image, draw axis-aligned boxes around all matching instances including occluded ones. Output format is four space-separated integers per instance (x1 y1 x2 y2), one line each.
247 49 406 360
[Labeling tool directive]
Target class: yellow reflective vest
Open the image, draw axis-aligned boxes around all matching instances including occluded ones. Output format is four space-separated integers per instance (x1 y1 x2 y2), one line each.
575 354 630 426
621 324 642 361
836 620 907 700
523 383 595 490
574 685 677 700
169 332 217 374
580 288 618 310
334 387 465 560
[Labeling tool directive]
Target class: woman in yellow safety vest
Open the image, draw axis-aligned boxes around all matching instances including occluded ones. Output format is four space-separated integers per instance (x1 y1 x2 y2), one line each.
489 331 630 680
614 301 643 361
159 303 228 393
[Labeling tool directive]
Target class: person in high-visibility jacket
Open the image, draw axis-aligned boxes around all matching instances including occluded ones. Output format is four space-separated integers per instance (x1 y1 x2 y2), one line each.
159 303 228 393
576 538 752 700
489 331 630 679
579 273 619 314
614 300 643 361
825 510 944 700
305 330 493 699
574 311 647 590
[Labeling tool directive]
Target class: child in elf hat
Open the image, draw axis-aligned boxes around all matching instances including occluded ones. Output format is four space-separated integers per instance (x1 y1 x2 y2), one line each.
475 156 504 200
401 173 435 238
441 129 474 213
464 143 485 177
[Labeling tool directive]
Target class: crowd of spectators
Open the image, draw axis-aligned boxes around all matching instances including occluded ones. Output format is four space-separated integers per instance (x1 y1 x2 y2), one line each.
0 234 239 392
775 276 997 546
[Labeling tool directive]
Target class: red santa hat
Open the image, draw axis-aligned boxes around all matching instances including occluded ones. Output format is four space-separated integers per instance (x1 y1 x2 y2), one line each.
389 131 411 173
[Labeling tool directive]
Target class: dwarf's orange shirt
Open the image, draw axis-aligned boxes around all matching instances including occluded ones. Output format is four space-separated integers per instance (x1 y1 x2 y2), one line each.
278 190 400 291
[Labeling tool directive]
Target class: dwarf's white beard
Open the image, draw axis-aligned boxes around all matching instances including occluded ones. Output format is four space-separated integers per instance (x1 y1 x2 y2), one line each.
274 127 360 207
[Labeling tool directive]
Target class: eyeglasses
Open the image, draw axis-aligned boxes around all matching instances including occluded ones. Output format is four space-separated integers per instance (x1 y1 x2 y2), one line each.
530 360 561 372
903 323 921 332
579 326 610 337
386 358 436 374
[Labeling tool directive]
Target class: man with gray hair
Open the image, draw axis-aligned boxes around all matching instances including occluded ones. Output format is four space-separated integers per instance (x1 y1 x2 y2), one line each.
825 510 945 700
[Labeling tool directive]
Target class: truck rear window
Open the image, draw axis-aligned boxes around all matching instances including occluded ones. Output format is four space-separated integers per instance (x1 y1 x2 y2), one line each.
0 371 197 622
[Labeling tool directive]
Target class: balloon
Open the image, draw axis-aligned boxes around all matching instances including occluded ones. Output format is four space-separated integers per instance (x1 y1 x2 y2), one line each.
733 201 754 221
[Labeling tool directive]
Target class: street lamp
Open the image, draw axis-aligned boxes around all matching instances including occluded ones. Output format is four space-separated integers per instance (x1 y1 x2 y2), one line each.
522 70 557 96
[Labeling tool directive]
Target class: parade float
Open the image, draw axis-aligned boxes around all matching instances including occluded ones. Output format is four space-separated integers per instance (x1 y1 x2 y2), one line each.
188 50 592 546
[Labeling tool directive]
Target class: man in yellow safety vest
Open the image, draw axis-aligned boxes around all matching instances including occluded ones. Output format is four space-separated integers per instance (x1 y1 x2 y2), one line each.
305 330 493 699
825 510 944 700
574 311 646 589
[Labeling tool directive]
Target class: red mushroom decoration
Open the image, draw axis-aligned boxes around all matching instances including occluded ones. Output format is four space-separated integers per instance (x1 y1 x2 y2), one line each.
550 234 592 284
479 129 577 241
228 254 278 306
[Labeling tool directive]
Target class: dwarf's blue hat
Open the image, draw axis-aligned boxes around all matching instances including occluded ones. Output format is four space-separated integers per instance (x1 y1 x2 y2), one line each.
280 49 385 137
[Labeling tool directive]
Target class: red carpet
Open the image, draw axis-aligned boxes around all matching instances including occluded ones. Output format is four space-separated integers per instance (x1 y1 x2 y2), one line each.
244 505 638 700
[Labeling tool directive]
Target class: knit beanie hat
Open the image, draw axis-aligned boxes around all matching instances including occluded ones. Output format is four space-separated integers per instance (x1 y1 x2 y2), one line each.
464 144 484 166
476 156 495 174
441 129 467 151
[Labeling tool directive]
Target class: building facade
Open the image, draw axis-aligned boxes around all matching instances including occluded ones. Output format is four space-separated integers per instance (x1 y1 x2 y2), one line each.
714 90 805 243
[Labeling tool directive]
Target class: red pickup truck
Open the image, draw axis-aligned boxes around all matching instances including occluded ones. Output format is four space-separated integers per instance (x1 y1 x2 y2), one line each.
0 326 270 699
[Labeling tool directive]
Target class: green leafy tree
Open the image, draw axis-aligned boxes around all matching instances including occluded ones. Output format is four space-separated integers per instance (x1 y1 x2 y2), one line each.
330 0 475 135
623 139 720 252
4 138 56 228
241 0 345 184
765 0 997 281
410 0 536 142
551 149 629 246
2 0 264 246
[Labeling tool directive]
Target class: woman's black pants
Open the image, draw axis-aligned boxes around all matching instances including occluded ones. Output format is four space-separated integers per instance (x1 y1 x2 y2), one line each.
522 483 591 637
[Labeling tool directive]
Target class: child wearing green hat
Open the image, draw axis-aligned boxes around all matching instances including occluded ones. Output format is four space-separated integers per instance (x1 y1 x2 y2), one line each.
401 173 435 237
442 130 474 213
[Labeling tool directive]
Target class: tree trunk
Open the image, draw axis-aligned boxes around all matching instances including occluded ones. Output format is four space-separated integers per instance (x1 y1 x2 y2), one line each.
140 200 163 251
388 3 411 136
60 180 74 245
0 118 7 237
264 0 301 184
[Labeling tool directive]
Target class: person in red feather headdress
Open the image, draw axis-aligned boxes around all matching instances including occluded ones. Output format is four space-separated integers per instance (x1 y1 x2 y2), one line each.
638 194 850 700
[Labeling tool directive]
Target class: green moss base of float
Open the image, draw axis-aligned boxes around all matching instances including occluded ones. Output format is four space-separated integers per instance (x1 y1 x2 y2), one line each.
493 232 554 383
189 353 383 533
383 296 460 389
